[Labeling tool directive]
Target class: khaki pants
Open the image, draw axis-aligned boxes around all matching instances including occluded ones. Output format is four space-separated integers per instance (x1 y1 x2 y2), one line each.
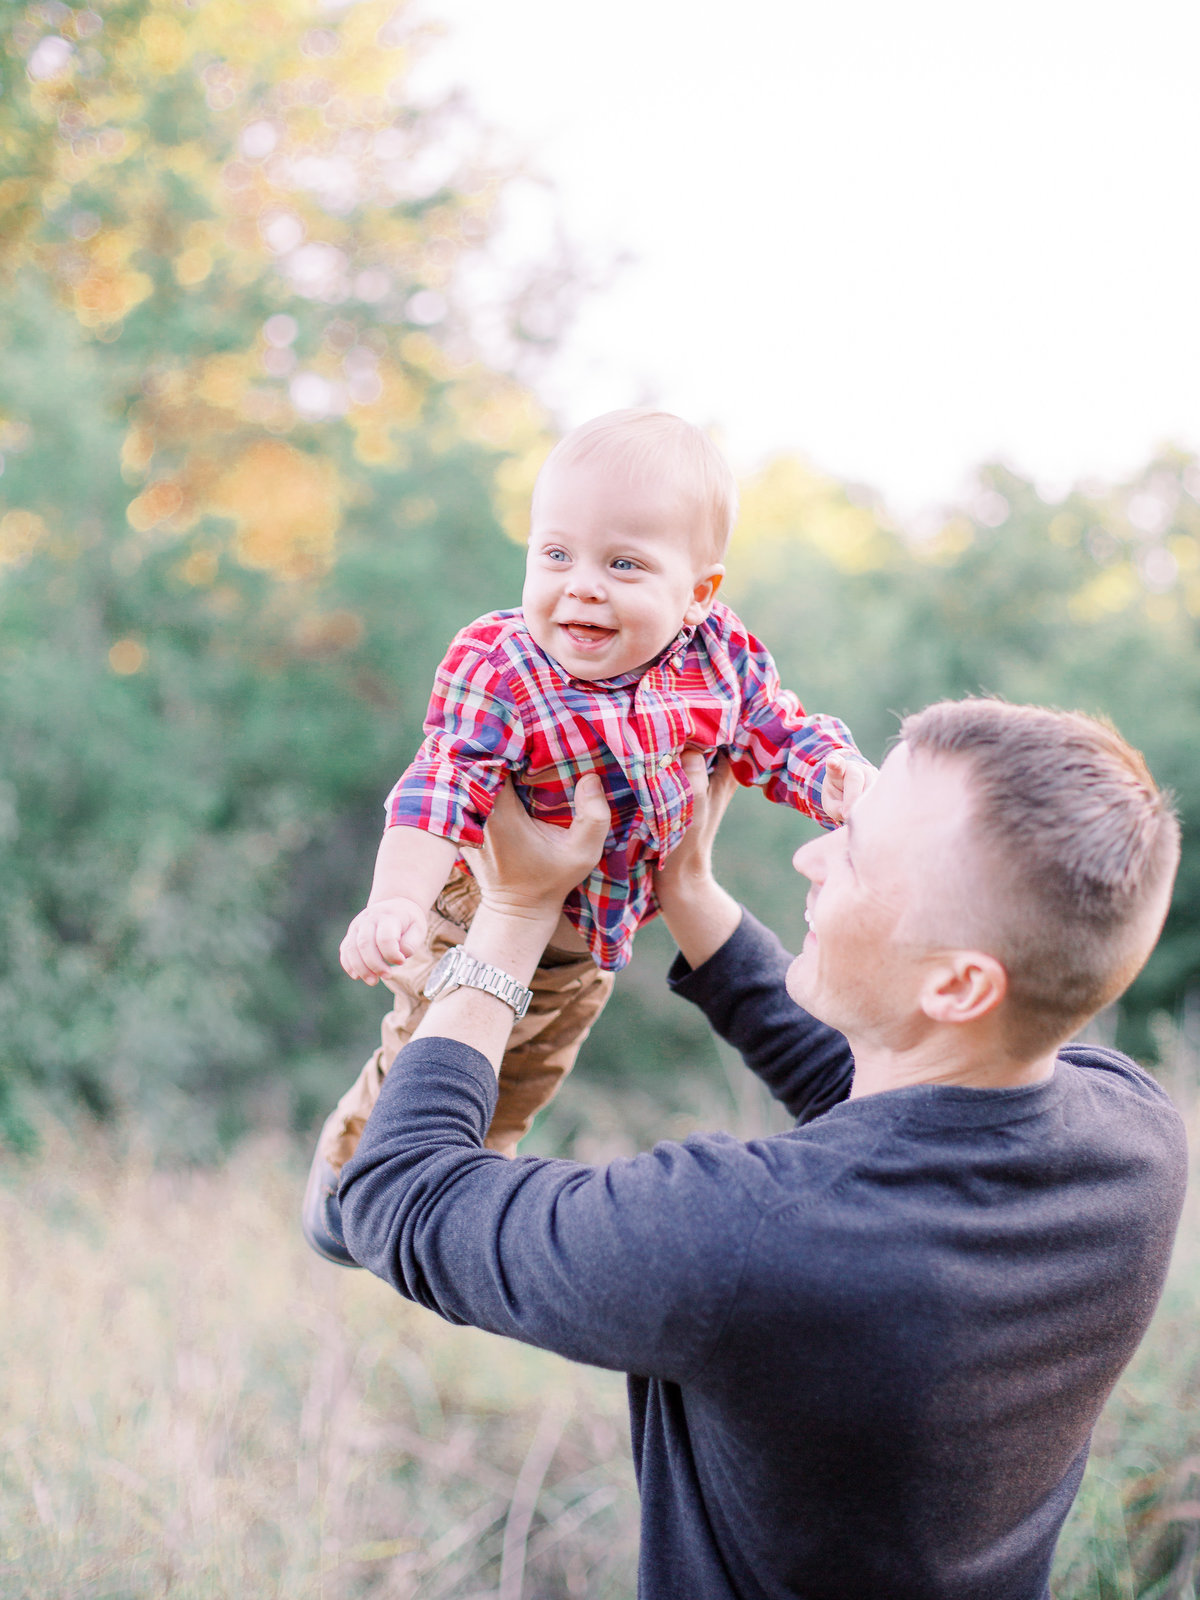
319 867 615 1165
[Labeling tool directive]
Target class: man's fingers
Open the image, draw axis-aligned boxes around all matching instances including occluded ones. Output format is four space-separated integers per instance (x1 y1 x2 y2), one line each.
568 773 612 853
571 772 610 822
679 748 709 796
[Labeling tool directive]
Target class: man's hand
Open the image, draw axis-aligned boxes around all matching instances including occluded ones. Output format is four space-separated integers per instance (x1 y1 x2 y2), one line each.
465 773 612 921
820 753 878 826
656 750 737 899
653 752 743 971
340 896 428 986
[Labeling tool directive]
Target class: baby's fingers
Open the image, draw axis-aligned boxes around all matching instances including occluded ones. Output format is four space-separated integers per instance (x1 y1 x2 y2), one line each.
362 909 424 973
339 918 380 984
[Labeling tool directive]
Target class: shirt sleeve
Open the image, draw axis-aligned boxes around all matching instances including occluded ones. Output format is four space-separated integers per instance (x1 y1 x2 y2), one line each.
338 1040 756 1383
724 623 864 826
667 910 854 1123
386 635 528 847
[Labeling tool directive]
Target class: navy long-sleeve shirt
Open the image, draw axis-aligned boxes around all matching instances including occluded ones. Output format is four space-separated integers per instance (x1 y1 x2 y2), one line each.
340 911 1188 1600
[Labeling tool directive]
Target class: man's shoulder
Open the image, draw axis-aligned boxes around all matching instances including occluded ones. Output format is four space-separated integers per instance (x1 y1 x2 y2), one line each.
1057 1042 1187 1126
1055 1043 1188 1190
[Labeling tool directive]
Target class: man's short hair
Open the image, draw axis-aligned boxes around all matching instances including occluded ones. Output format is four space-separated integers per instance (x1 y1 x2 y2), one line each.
901 699 1180 1054
536 409 738 563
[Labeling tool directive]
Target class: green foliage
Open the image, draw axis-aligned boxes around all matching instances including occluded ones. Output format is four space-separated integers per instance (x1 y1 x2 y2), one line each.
2 2 1200 1155
0 0 539 1152
725 454 1200 1060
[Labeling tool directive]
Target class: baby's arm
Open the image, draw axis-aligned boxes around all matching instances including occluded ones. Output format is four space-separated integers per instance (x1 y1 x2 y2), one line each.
341 623 530 987
339 827 459 987
819 750 878 825
724 619 876 826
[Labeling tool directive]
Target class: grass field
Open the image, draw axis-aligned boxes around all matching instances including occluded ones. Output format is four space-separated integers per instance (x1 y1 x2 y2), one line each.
2 1067 1198 1600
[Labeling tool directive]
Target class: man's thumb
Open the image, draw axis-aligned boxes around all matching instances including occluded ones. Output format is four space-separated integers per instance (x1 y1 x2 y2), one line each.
571 772 611 832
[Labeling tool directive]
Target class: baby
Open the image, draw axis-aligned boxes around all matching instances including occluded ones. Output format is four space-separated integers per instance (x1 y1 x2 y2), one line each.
303 409 874 1264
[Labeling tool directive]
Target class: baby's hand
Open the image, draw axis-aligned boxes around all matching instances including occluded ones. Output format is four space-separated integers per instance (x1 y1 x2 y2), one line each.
821 752 879 826
339 896 428 986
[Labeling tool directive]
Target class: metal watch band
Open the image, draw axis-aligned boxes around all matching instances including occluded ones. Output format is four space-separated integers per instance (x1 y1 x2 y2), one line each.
425 947 533 1020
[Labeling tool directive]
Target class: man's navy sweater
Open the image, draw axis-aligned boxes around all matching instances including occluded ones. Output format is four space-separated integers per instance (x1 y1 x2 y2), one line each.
340 912 1188 1599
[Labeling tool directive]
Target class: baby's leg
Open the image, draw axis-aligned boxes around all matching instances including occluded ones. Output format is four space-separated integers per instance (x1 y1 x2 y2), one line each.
318 868 613 1168
484 949 614 1157
317 866 480 1173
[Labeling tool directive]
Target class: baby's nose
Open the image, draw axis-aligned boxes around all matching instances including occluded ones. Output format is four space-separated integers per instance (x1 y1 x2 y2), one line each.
567 566 607 600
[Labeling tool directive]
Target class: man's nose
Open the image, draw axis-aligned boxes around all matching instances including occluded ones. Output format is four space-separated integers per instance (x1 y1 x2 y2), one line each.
792 836 825 882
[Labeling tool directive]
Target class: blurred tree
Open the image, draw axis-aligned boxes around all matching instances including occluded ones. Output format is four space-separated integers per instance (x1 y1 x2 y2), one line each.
2 2 1199 1153
723 449 1200 1060
0 0 551 1152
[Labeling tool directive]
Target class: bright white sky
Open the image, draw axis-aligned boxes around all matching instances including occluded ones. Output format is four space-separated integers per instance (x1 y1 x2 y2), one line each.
413 0 1200 521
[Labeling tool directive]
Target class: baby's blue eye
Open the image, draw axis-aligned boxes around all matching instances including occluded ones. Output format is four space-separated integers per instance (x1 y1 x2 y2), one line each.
545 548 569 563
611 557 637 572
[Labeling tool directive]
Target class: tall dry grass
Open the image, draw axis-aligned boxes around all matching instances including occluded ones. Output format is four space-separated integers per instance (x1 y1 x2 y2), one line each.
3 1039 1200 1600
0 1124 638 1599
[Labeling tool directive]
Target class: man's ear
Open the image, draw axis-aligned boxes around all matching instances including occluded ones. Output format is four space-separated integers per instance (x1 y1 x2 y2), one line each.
918 951 1008 1025
685 566 724 624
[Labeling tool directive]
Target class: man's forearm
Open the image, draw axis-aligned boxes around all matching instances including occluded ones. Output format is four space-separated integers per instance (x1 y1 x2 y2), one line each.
656 870 743 972
408 898 558 1076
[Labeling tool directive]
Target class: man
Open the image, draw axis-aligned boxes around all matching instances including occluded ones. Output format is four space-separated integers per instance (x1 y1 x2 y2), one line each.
339 699 1187 1600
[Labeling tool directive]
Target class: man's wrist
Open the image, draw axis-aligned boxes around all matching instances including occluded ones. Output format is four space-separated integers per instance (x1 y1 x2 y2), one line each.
656 875 743 972
463 897 558 988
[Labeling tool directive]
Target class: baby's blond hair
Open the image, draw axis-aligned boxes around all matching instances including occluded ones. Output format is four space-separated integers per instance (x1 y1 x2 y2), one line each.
535 409 738 563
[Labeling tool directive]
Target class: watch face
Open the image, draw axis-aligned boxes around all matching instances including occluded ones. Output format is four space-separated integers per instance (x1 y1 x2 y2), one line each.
424 947 461 1000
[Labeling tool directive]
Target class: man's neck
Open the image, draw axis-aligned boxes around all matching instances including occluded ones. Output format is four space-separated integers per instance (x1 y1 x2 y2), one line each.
846 1034 1059 1099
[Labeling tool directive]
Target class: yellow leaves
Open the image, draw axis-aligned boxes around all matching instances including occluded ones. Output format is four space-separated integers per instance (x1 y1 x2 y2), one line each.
735 456 889 574
1069 564 1140 623
350 417 398 467
179 548 220 587
138 13 187 76
400 332 451 381
207 439 342 579
1169 534 1200 572
162 144 208 181
915 516 974 566
108 638 147 676
195 353 254 413
1048 513 1081 547
349 364 425 465
466 384 556 543
74 265 153 326
493 447 550 546
449 381 548 454
127 480 187 533
121 426 156 483
0 509 48 568
0 177 32 215
174 248 213 287
72 226 154 328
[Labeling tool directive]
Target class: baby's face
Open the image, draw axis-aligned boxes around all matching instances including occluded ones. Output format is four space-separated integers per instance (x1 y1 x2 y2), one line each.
523 457 723 681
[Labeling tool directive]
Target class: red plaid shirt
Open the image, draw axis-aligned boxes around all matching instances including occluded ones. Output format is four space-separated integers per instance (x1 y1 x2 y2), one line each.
386 602 861 971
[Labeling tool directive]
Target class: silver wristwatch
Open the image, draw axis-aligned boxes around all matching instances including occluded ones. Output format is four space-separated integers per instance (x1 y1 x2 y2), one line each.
423 945 533 1020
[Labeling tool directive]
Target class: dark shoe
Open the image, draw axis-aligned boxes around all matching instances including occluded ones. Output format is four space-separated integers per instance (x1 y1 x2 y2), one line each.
301 1138 360 1268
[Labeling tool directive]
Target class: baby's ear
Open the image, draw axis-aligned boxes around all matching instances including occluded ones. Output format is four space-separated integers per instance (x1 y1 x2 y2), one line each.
685 565 725 623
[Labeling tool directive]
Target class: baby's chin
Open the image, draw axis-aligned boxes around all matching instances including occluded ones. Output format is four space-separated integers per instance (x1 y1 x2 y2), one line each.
524 617 660 682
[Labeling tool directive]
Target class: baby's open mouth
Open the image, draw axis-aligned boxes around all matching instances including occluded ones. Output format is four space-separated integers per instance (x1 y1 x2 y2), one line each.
561 622 616 645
